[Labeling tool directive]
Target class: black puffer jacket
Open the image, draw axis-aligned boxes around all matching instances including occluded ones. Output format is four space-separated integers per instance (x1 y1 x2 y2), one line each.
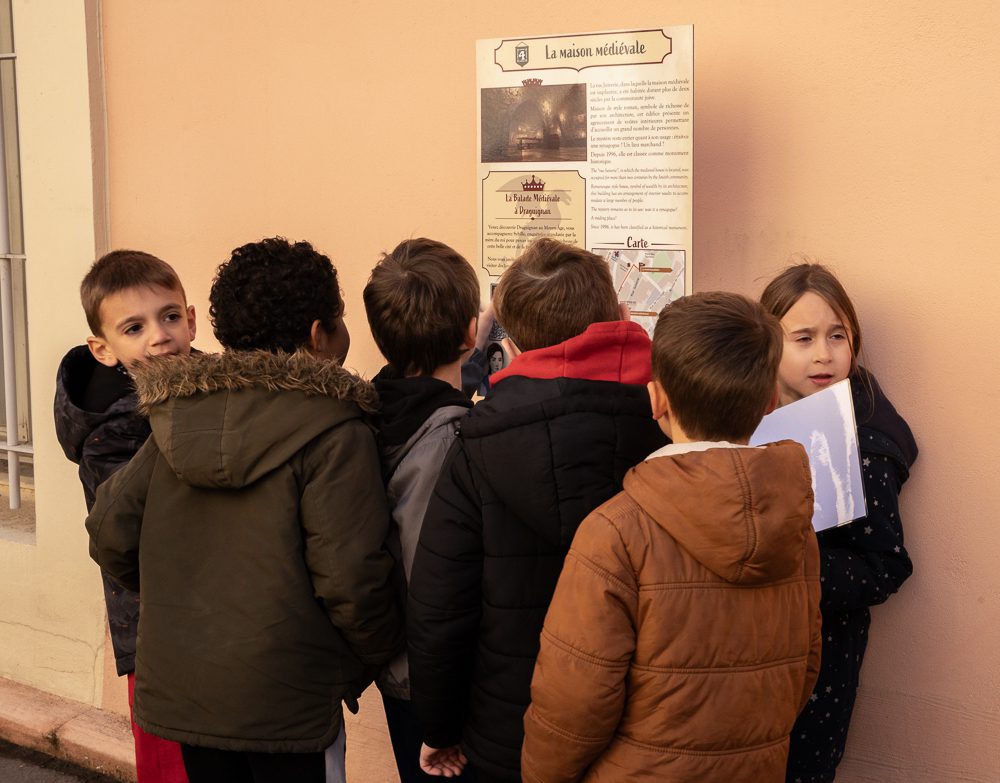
407 322 667 781
53 345 150 676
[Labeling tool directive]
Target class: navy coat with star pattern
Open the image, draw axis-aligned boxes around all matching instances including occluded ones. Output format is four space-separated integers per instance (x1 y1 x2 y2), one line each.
786 368 917 783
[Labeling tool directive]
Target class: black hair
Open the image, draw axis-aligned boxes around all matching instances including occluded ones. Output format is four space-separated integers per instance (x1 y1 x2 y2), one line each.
210 237 343 352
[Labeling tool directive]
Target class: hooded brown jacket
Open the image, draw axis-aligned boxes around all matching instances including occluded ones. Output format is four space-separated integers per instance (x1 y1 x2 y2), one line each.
522 441 822 783
86 351 403 753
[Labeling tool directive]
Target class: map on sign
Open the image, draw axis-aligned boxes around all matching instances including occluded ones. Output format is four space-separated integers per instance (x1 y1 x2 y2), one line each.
596 248 686 338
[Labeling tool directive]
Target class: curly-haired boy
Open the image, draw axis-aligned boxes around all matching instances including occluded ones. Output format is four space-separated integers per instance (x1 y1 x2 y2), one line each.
87 237 401 783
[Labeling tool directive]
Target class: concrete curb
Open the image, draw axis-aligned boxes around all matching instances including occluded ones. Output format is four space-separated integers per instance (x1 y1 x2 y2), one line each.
0 676 135 781
0 677 399 782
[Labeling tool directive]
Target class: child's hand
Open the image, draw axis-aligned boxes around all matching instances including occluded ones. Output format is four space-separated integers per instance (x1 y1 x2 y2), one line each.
419 743 468 777
476 303 496 351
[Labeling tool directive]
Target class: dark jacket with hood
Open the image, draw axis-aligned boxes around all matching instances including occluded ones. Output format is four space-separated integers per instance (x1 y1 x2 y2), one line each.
54 345 150 677
371 365 473 700
86 350 403 753
407 321 668 780
786 368 917 782
523 441 822 783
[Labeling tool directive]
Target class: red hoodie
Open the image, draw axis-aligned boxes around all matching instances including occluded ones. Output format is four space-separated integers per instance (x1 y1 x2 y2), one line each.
490 320 652 386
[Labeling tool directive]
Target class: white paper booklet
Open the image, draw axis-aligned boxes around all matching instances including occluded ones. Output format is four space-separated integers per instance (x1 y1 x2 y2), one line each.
749 380 867 532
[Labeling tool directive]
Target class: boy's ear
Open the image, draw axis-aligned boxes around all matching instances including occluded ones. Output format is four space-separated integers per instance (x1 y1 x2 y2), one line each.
647 380 677 440
308 319 326 355
462 316 477 350
186 304 197 342
647 380 669 420
764 383 780 416
86 335 120 368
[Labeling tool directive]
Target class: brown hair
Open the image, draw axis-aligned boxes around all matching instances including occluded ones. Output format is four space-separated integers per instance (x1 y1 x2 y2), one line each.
652 292 783 441
759 261 862 375
363 238 480 375
80 250 185 336
492 238 619 352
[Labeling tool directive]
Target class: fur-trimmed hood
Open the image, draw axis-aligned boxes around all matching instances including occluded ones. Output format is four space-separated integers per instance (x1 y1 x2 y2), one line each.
131 350 377 489
132 350 377 415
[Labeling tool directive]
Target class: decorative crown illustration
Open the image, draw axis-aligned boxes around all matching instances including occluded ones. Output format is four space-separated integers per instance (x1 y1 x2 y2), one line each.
522 175 545 191
522 78 543 86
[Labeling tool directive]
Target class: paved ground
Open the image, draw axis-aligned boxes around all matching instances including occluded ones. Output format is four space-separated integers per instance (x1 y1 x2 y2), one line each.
0 485 35 545
0 741 116 782
344 686 399 782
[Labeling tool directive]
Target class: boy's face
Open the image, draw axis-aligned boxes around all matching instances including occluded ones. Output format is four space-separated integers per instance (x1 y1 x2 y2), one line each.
87 284 196 369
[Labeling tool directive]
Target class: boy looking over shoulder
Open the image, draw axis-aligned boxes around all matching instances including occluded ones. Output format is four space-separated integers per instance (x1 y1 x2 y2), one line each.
362 237 481 782
521 292 823 783
407 238 668 781
54 249 194 782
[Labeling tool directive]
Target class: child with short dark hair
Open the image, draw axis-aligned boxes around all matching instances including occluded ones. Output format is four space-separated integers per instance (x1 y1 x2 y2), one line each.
522 291 823 783
362 236 481 782
407 238 668 781
55 248 195 783
78 250 192 344
364 237 480 378
86 237 401 783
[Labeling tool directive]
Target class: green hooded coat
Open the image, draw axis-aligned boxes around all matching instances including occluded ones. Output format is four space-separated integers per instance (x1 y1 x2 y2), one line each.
87 350 402 753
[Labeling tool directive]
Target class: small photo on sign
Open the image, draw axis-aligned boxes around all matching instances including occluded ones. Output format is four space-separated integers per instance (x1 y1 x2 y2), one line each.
486 342 507 374
480 83 588 163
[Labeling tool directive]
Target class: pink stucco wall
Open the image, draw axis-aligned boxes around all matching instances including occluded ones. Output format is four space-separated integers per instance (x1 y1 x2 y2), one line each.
101 2 1000 779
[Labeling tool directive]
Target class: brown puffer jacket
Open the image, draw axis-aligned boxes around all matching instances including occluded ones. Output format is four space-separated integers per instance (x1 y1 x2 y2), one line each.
87 350 403 753
522 441 822 783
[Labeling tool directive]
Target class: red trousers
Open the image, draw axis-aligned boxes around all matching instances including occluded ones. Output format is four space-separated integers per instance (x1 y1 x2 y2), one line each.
127 673 190 783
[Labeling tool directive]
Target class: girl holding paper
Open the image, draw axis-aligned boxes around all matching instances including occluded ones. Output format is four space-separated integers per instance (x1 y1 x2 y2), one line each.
761 263 917 783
